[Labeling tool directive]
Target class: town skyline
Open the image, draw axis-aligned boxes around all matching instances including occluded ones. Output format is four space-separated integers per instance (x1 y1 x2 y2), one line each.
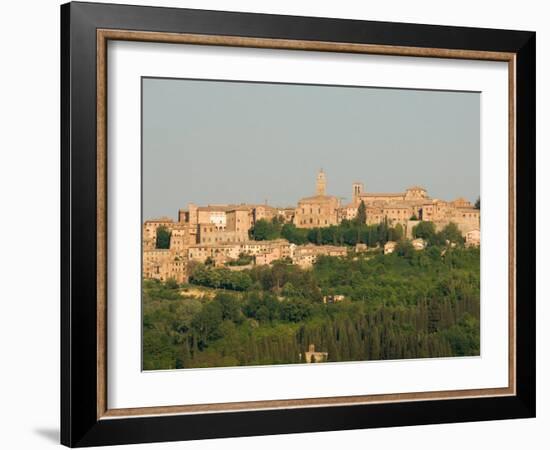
143 172 479 221
142 168 480 286
143 78 480 220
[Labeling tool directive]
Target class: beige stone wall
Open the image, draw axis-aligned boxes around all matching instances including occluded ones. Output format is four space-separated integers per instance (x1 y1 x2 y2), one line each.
303 344 328 363
170 224 196 252
292 244 347 267
187 239 292 264
226 209 252 233
240 239 292 257
340 205 358 221
359 193 405 204
352 182 364 204
188 244 241 263
143 249 187 283
255 251 280 266
187 203 198 226
381 205 414 226
197 209 226 227
253 205 276 223
466 229 481 247
197 223 249 245
294 196 340 228
404 186 428 200
280 208 296 223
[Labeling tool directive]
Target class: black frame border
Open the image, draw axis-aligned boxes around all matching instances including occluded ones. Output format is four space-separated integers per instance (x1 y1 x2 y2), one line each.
61 2 536 447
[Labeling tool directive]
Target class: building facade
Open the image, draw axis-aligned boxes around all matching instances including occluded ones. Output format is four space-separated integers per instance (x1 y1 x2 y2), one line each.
294 170 341 228
142 169 479 282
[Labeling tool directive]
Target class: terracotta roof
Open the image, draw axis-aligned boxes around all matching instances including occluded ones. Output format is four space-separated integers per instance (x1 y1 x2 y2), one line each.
360 192 404 198
298 194 339 203
144 217 174 223
382 203 413 209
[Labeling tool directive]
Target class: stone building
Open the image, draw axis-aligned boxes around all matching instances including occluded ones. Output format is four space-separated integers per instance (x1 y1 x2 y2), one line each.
292 243 347 268
411 238 427 250
142 170 480 283
421 198 480 234
302 344 328 363
179 203 254 229
322 294 345 304
465 229 481 247
384 241 398 254
188 243 239 264
226 208 252 234
294 169 341 228
349 179 479 236
240 239 293 258
169 223 197 253
187 239 293 265
143 217 174 250
340 204 358 221
197 223 249 245
143 249 188 283
253 205 278 223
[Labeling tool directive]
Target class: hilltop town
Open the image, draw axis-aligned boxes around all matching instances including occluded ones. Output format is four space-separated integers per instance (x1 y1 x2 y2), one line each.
143 170 480 283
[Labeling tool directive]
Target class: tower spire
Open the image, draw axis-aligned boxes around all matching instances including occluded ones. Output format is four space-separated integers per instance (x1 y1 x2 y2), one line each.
316 169 326 196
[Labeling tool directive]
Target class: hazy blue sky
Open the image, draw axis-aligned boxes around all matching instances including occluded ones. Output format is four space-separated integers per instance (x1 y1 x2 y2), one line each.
143 77 479 220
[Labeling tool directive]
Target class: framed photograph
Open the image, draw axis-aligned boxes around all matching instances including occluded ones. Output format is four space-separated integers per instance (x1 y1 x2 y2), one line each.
61 2 536 447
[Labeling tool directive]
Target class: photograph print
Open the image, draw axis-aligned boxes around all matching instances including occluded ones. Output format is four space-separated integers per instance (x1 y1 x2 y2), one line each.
142 77 481 371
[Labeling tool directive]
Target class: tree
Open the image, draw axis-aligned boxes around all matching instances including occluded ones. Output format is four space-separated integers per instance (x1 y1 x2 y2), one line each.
144 245 480 369
439 222 464 245
165 277 179 289
389 223 404 241
216 293 243 323
281 223 308 244
251 219 281 240
396 239 414 258
315 228 323 245
280 299 312 322
356 200 367 225
412 221 436 244
156 225 171 249
475 197 480 209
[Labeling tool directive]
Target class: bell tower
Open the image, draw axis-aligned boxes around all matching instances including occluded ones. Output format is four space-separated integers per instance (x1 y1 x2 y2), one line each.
352 182 364 205
316 169 326 196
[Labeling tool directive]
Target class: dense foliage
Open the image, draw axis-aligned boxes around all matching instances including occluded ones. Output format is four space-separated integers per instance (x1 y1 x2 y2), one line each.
155 225 171 249
143 245 480 370
412 222 464 246
250 217 408 247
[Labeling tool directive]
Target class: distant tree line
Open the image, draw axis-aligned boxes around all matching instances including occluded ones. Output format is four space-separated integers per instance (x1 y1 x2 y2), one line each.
250 217 405 247
251 216 466 249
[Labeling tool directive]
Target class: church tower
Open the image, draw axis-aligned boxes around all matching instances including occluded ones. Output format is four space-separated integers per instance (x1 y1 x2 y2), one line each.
316 169 326 196
352 182 364 205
